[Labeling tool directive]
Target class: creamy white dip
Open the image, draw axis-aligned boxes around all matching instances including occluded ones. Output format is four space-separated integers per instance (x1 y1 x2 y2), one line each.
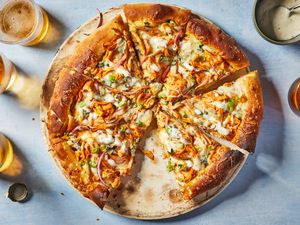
256 0 300 41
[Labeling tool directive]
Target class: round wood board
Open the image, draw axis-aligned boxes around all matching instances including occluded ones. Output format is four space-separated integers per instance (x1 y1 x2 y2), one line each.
40 5 247 220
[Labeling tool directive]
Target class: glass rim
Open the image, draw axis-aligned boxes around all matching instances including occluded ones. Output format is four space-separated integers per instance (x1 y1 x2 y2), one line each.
0 0 44 45
0 53 14 93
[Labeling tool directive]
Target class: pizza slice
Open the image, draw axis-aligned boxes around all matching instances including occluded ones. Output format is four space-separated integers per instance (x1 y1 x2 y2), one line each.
123 3 191 86
158 17 249 102
63 80 153 201
160 71 263 153
156 110 243 199
47 15 154 208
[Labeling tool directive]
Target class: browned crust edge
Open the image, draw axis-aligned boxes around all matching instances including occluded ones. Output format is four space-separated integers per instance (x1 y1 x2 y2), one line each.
46 15 127 209
187 17 249 70
42 4 262 211
123 3 191 26
231 71 264 153
47 15 125 136
183 147 244 199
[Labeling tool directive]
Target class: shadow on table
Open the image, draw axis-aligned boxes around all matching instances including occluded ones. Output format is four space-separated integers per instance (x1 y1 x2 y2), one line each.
4 66 42 110
31 8 67 50
154 47 285 223
0 138 51 196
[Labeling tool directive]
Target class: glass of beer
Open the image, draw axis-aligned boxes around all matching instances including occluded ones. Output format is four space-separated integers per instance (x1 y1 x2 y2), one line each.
0 133 14 172
288 78 300 116
0 53 18 93
0 0 49 46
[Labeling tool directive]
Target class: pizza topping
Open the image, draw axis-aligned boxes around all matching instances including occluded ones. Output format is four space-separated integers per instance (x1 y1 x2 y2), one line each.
96 130 114 145
166 160 174 172
97 152 109 188
47 8 262 205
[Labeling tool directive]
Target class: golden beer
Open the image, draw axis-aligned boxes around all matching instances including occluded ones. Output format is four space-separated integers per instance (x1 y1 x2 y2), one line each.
0 53 17 93
0 133 14 172
0 0 49 46
288 78 300 116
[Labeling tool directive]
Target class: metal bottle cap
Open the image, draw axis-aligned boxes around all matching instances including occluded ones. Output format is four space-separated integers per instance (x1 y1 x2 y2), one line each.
8 183 29 202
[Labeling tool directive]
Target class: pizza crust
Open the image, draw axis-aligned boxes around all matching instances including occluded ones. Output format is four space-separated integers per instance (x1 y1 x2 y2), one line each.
183 147 244 199
123 3 191 25
47 15 125 136
46 15 129 209
231 71 263 153
187 17 249 70
42 3 262 212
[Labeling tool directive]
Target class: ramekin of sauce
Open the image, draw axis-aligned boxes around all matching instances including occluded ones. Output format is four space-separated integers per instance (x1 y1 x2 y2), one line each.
253 0 300 44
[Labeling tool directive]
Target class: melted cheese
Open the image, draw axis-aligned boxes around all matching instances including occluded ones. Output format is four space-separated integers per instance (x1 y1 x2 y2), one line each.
149 63 161 72
136 110 153 127
101 92 115 103
115 67 130 77
149 36 167 51
211 101 227 109
107 159 116 167
96 130 114 144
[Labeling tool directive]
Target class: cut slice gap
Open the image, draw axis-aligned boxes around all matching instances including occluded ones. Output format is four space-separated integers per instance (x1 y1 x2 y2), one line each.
201 130 250 156
156 110 244 199
159 71 263 153
194 67 249 95
47 14 157 209
158 15 250 102
122 3 191 85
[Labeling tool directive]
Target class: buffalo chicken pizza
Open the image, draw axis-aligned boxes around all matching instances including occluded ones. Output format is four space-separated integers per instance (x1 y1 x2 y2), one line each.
45 3 263 209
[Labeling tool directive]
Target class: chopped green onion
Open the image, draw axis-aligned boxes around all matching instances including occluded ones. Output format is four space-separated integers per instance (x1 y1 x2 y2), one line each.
168 148 174 155
108 75 116 83
177 177 184 182
158 92 166 98
88 160 97 168
165 126 171 135
195 145 202 152
159 55 170 64
188 78 196 87
200 155 208 166
100 88 106 96
100 145 106 151
91 148 99 154
167 160 174 172
208 145 215 150
227 98 236 112
106 147 115 154
97 61 105 68
137 120 143 127
118 101 126 107
79 101 86 107
81 161 86 166
236 109 243 119
198 44 204 52
136 103 142 109
82 109 89 117
181 112 188 118
169 20 176 26
178 164 184 169
120 126 127 132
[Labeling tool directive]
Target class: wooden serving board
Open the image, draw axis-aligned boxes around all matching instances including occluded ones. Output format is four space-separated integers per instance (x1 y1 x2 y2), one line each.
40 5 247 219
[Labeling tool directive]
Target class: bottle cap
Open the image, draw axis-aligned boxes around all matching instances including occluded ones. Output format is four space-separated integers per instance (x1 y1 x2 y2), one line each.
8 183 29 202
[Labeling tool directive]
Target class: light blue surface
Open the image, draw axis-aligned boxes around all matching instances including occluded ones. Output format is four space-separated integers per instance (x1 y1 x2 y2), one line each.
0 0 299 224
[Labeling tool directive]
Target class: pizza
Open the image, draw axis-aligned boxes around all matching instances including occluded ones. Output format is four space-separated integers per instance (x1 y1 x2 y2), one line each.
159 71 263 152
44 3 263 209
156 110 244 199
